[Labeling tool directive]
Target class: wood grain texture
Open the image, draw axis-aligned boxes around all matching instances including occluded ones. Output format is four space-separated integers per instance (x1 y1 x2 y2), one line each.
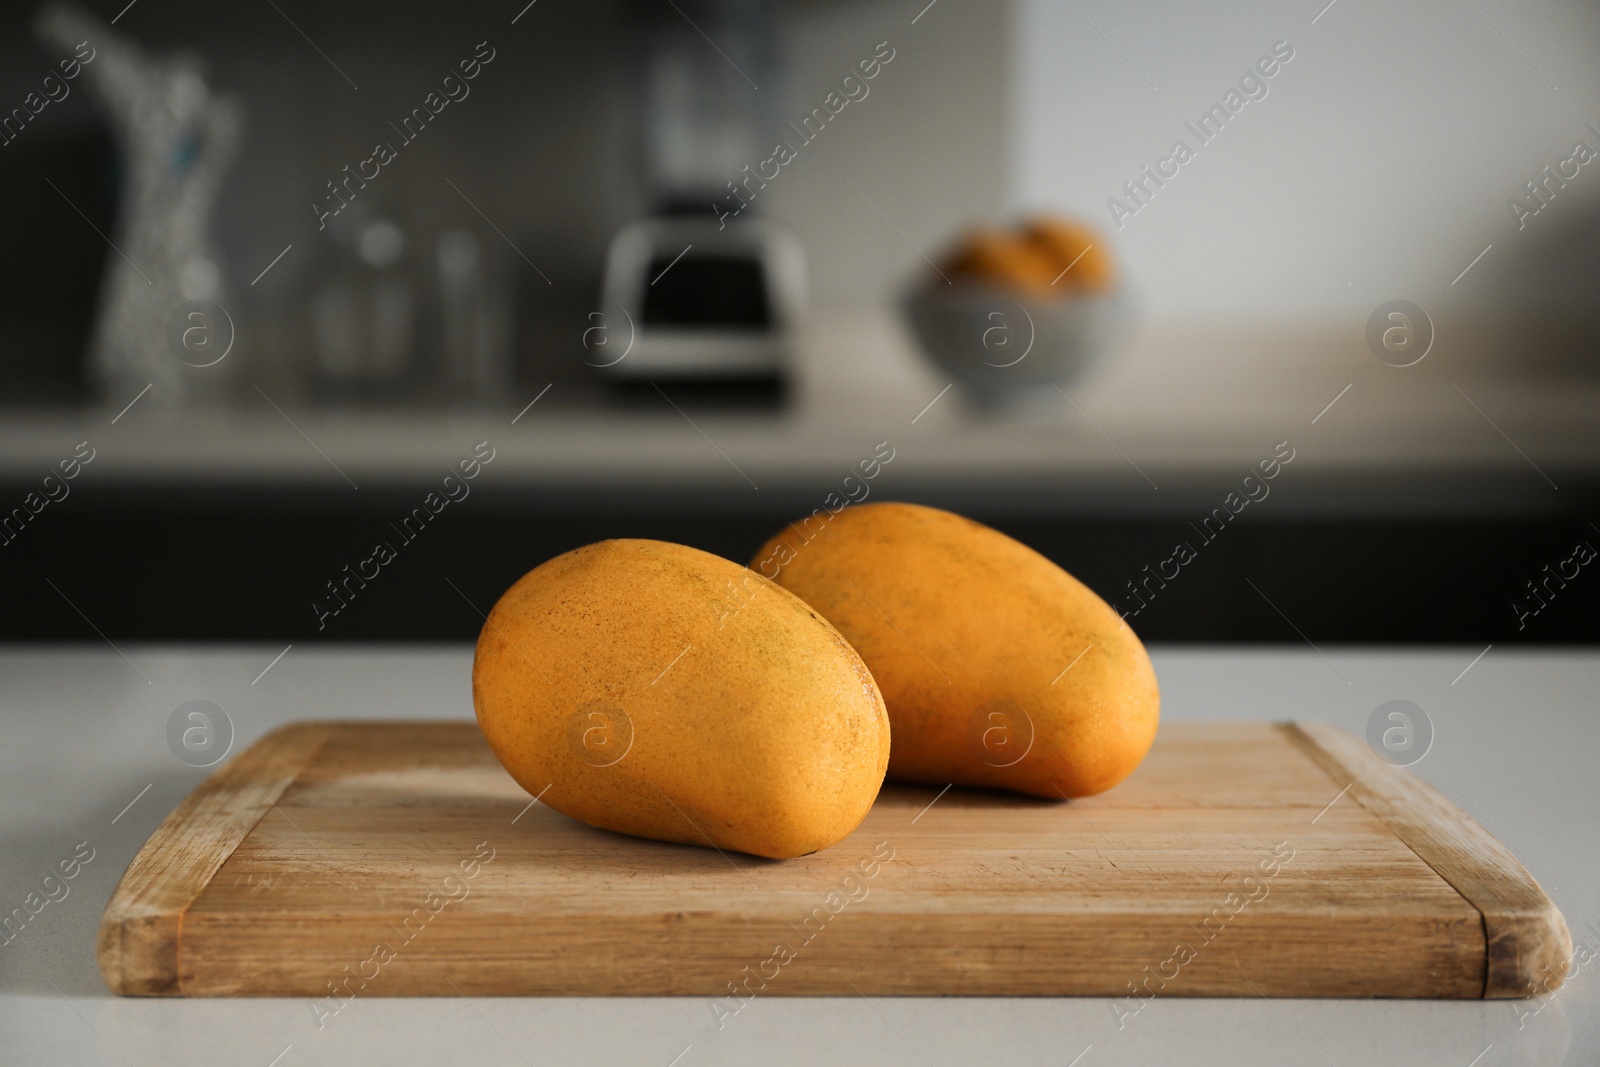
97 720 1567 999
96 722 335 995
1283 721 1571 999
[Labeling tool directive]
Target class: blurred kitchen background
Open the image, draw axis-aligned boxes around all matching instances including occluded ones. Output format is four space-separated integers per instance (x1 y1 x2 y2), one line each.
2 0 1598 642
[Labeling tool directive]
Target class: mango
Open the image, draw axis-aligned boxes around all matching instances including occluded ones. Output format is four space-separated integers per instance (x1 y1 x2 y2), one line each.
753 503 1158 798
936 216 1116 297
940 228 1060 296
472 539 890 859
1020 217 1116 294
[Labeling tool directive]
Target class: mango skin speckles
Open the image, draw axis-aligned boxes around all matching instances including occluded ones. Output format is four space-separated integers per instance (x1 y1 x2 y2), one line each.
472 539 891 859
754 503 1159 799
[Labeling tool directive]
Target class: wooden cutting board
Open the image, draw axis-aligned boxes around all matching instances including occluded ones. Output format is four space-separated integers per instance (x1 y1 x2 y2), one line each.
98 720 1568 1000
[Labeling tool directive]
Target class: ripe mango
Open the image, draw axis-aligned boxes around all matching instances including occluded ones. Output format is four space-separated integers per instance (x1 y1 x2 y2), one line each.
940 228 1060 296
937 216 1116 297
1020 217 1116 294
753 503 1158 798
472 539 890 859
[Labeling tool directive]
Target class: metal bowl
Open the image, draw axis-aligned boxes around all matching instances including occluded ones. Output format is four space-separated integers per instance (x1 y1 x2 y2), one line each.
902 282 1124 400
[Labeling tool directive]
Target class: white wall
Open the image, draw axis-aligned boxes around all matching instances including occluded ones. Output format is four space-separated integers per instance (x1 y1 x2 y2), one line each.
1012 0 1600 325
769 0 1011 311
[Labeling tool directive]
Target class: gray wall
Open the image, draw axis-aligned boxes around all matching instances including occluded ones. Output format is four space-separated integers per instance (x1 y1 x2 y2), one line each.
765 0 1011 310
1012 0 1600 335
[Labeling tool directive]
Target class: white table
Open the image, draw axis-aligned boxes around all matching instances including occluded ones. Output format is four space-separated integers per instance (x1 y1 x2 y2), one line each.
5 316 1597 517
2 646 1594 1066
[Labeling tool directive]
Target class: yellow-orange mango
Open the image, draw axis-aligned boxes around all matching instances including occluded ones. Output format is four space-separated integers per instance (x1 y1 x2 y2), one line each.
943 228 1060 296
472 539 889 859
1020 216 1116 294
753 503 1158 798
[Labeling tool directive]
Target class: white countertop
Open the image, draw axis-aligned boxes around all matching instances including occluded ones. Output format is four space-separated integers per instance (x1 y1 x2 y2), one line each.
5 315 1597 516
1 644 1595 1066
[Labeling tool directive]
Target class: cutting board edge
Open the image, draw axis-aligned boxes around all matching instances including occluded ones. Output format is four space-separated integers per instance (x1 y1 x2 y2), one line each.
99 718 1569 1000
96 721 340 996
1280 721 1572 1000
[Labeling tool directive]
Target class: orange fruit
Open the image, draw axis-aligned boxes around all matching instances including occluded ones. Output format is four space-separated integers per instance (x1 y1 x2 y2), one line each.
753 503 1158 798
943 228 1059 295
1020 217 1115 294
473 539 890 858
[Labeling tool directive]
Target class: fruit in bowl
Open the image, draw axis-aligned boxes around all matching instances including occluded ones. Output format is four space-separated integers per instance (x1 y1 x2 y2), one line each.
903 216 1124 399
